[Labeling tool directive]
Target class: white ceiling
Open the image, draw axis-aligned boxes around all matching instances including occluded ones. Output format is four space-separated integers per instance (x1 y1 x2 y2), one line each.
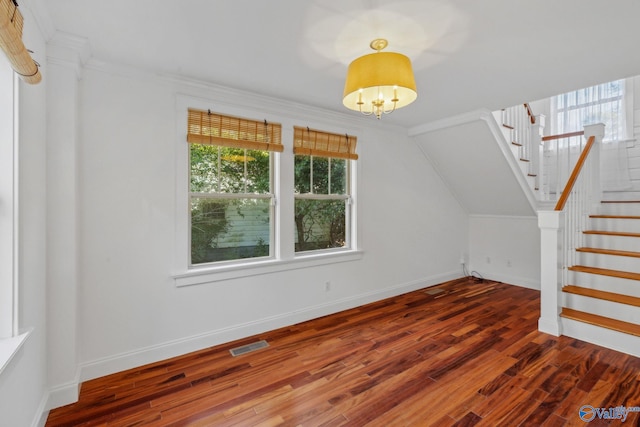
36 0 640 128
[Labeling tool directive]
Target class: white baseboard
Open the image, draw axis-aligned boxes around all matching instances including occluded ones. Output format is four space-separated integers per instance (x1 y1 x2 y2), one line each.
46 369 80 410
478 272 540 291
47 270 461 410
31 391 50 427
538 316 562 336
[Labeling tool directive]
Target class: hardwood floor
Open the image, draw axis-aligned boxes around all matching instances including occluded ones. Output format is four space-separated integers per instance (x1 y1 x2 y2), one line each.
46 278 640 426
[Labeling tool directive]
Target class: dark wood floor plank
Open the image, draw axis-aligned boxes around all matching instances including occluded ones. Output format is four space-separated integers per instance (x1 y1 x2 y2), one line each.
46 278 640 426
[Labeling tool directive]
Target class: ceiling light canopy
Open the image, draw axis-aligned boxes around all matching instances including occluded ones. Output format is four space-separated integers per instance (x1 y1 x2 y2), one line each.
343 39 416 119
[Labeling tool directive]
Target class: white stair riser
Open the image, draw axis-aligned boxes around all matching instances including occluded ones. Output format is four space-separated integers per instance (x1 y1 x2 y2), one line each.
576 252 640 272
598 203 640 216
602 191 640 202
568 271 640 298
563 293 640 324
561 318 640 358
583 234 640 252
589 218 640 233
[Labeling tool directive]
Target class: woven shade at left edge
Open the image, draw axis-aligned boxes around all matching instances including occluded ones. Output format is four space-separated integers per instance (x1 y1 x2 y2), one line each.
0 0 41 84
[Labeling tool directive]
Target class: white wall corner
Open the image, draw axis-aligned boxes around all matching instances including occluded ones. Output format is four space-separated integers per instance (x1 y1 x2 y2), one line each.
45 368 80 410
32 393 51 427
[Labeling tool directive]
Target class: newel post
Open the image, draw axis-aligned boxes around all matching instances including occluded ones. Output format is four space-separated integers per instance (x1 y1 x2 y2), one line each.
538 209 563 336
583 123 605 213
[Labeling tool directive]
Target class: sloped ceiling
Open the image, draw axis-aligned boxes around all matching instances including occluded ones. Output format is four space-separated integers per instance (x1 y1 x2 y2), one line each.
33 0 640 129
412 113 536 216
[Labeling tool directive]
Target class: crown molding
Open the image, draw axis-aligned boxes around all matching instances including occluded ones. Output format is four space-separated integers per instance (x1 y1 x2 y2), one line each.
47 32 91 78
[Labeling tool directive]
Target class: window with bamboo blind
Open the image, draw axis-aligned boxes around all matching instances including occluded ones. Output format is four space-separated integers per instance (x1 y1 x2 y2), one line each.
293 126 357 160
187 109 280 265
293 127 357 253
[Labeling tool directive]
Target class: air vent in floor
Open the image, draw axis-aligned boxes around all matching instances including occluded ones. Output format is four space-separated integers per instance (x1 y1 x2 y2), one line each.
424 288 445 295
229 340 269 357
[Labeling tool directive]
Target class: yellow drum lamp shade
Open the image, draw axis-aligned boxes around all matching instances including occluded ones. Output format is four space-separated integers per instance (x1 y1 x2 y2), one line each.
343 39 416 119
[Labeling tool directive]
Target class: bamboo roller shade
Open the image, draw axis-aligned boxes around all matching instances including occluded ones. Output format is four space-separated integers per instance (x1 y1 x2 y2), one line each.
187 108 283 152
293 126 358 160
0 0 41 84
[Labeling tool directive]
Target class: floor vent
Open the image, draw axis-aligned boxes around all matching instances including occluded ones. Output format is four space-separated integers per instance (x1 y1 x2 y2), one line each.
229 340 269 357
424 288 445 295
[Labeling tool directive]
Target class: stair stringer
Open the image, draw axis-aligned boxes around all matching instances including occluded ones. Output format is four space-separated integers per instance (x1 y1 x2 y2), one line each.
482 111 539 213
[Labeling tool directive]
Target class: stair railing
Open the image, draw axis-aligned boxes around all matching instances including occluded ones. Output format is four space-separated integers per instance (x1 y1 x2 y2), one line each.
540 131 586 202
538 123 605 336
502 104 535 175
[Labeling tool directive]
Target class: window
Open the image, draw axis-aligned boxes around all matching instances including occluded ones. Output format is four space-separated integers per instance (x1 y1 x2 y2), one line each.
0 55 16 340
552 79 631 141
187 109 283 266
0 53 30 375
175 100 362 285
293 127 357 253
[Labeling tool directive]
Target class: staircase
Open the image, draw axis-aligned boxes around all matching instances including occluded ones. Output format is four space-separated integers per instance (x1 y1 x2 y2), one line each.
495 106 539 195
559 201 640 355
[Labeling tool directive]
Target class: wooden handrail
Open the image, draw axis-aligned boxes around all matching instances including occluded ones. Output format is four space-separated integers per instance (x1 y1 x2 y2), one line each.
542 130 585 142
554 135 595 211
524 103 535 125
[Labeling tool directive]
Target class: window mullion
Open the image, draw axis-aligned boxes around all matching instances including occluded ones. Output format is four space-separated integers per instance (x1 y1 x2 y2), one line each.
243 148 248 194
216 146 221 193
328 157 332 195
307 156 311 194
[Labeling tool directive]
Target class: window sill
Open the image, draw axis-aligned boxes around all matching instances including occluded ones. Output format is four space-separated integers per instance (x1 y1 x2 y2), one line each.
173 250 363 287
0 329 32 376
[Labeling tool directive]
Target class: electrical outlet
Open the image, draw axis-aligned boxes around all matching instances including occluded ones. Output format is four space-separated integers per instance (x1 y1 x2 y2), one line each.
486 256 491 264
507 260 512 267
325 281 331 292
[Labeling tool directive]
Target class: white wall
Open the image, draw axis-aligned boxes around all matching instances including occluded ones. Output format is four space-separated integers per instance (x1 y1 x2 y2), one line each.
468 215 540 289
36 62 470 395
0 3 49 426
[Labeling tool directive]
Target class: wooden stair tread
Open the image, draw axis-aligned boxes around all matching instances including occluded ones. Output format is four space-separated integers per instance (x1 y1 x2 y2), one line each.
519 158 530 162
583 230 640 238
511 141 522 147
590 215 640 219
560 308 640 337
563 285 640 307
569 265 640 281
576 247 640 258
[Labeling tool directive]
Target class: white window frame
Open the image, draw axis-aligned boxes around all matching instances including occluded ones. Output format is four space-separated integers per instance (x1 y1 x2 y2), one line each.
294 155 353 254
0 57 29 375
551 78 634 142
173 95 362 287
188 145 276 267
